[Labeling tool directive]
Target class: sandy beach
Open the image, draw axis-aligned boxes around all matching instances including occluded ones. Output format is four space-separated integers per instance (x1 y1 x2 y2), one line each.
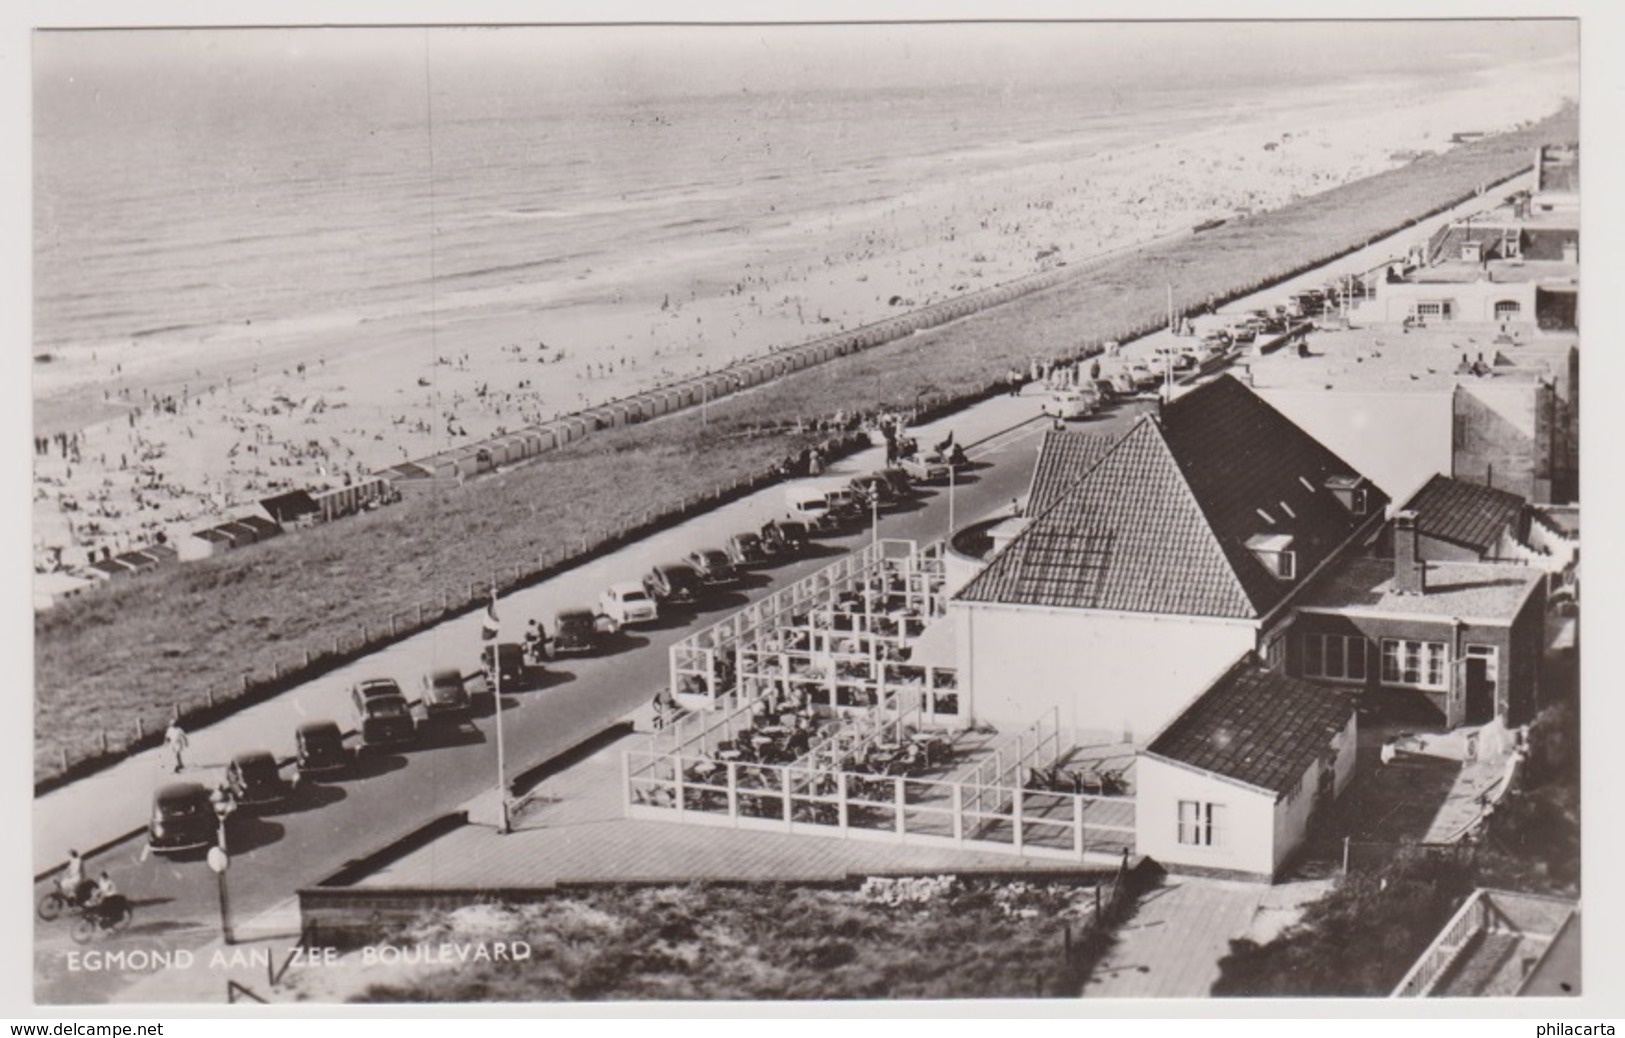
31 60 1572 575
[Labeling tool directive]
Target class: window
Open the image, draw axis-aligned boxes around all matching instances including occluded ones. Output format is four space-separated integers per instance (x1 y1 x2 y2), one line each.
1494 300 1522 319
1303 633 1368 682
1265 633 1286 670
1381 638 1448 690
1177 801 1225 847
1415 300 1454 320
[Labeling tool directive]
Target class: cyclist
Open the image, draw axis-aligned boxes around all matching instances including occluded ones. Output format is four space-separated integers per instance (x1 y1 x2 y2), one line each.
59 849 92 906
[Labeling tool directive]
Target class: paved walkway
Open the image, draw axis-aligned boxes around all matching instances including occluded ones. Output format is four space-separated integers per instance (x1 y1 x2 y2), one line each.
372 731 1102 887
1082 876 1269 998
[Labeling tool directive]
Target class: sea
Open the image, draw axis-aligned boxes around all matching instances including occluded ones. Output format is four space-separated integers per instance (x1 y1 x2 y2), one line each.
32 22 1578 364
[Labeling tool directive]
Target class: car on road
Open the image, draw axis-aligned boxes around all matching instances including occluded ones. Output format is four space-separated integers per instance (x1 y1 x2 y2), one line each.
350 678 416 748
225 749 297 809
898 453 952 484
546 608 605 657
785 484 837 531
725 531 769 567
148 781 218 854
1041 388 1099 421
876 467 915 499
295 720 351 775
820 483 863 522
480 643 530 691
760 519 812 557
849 472 896 510
644 561 703 605
599 581 658 631
684 549 740 589
420 667 472 721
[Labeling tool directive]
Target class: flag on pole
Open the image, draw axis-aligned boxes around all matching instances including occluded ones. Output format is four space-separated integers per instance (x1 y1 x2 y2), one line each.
480 588 502 642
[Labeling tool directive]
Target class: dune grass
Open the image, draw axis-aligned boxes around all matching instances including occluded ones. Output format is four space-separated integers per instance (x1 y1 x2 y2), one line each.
344 879 1095 1002
33 108 1576 784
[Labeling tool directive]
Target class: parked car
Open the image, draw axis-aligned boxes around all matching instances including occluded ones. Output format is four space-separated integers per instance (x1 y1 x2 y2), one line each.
760 519 812 557
420 667 472 720
295 720 351 775
480 642 529 691
1041 388 1099 421
877 467 915 499
785 484 837 531
546 608 605 657
225 749 296 809
599 581 659 631
849 472 896 509
725 531 769 566
148 782 217 854
820 483 863 521
684 549 740 588
350 678 415 748
898 453 952 484
644 561 703 604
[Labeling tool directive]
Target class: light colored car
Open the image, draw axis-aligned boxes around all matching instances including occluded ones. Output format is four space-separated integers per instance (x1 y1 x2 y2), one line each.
599 581 658 631
785 485 836 530
1041 388 1099 421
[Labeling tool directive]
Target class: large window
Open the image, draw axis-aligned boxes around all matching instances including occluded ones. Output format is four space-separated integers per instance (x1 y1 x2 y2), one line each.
1494 300 1522 319
1177 801 1225 848
1380 638 1448 690
1302 633 1368 683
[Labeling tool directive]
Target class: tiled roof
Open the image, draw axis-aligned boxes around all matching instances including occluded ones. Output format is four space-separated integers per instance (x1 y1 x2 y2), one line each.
958 376 1386 618
959 416 1256 616
1146 658 1354 796
1026 430 1120 516
1404 474 1525 555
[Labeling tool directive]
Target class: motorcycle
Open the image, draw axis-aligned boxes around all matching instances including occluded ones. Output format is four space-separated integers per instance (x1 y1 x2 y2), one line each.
70 897 133 944
37 882 91 922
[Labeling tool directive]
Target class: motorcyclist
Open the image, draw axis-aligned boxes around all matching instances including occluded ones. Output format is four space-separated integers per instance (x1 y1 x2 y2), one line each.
523 620 546 665
84 871 124 927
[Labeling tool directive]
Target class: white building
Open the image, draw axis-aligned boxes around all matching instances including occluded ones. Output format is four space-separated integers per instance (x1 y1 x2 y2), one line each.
950 376 1388 745
1136 656 1357 880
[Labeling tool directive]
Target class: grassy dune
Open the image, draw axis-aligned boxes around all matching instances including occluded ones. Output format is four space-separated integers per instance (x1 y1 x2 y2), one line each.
33 107 1576 784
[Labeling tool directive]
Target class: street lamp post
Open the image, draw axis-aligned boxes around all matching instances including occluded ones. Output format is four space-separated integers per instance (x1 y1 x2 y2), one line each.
207 845 233 946
947 462 956 544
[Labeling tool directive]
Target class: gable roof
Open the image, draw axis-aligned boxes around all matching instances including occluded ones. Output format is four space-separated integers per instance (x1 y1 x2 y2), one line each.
1403 474 1525 555
957 376 1386 619
1025 430 1120 516
1145 657 1354 796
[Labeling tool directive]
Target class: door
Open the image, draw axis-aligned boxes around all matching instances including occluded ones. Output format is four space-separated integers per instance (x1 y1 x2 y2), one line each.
1464 655 1494 726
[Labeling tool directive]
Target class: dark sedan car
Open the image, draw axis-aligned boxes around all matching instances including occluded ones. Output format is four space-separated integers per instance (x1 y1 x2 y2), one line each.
148 782 218 854
547 609 603 657
420 667 472 720
644 561 703 604
760 519 813 556
350 678 416 748
295 720 351 775
481 642 529 692
225 750 297 809
684 549 740 588
725 531 768 567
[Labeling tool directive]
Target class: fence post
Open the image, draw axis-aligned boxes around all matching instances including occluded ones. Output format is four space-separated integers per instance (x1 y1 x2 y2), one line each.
1013 785 1024 853
837 770 849 833
241 674 250 693
206 689 215 708
304 649 311 668
1073 794 1086 859
781 766 793 827
726 762 739 822
952 782 964 843
135 718 145 741
894 776 906 836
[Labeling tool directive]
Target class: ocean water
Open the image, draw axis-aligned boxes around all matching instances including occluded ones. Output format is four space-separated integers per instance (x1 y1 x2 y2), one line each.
32 23 1576 359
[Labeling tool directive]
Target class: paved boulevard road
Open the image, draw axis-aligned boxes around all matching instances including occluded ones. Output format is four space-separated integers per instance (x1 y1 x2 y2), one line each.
32 395 1156 1002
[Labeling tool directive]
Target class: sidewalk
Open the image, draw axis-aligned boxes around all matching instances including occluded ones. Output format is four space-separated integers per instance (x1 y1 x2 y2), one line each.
1082 877 1269 998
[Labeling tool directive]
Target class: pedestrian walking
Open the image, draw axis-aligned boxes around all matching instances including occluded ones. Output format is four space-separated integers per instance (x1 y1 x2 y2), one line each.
164 720 189 773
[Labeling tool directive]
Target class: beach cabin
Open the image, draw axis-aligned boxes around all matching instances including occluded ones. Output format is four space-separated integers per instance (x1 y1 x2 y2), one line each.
34 572 95 611
178 528 234 562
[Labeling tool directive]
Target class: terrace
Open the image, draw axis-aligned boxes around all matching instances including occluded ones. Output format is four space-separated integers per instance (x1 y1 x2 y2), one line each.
632 540 1136 864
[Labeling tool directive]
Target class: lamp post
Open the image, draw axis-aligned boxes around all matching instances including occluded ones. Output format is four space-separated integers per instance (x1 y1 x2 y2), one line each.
207 801 234 947
482 587 511 835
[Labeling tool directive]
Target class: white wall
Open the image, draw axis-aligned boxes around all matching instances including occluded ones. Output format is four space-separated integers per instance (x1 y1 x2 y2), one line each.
953 602 1255 745
1256 388 1453 505
1135 755 1277 878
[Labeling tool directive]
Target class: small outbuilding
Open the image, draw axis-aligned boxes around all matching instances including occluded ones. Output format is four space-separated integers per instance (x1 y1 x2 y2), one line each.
1136 655 1357 881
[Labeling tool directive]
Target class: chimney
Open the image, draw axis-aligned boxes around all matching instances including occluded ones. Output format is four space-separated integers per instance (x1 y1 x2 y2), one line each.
1393 510 1426 595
